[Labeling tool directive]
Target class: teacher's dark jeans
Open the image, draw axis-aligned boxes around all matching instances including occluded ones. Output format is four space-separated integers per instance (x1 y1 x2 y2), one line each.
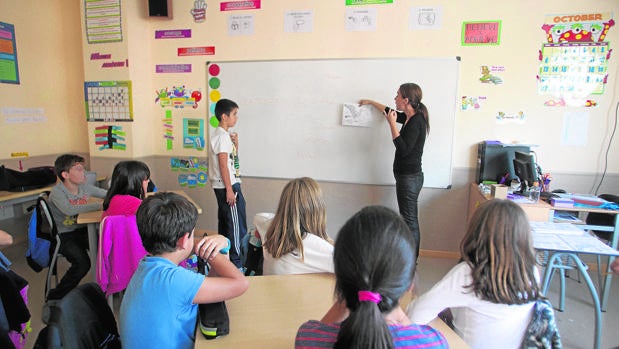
395 172 423 258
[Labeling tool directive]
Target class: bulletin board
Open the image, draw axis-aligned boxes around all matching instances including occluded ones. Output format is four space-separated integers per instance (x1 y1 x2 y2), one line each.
207 58 460 188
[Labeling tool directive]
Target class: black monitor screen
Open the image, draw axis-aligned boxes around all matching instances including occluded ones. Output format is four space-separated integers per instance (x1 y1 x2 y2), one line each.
513 151 538 189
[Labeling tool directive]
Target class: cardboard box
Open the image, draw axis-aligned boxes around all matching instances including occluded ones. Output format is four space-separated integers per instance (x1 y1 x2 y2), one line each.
491 184 508 199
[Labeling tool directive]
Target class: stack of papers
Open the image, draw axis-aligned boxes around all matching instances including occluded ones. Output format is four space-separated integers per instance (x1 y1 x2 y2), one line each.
530 222 584 235
551 197 574 208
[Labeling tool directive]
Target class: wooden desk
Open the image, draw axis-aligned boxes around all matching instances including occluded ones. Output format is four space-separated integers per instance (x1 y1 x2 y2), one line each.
194 273 469 349
0 185 54 206
467 183 552 223
77 190 203 280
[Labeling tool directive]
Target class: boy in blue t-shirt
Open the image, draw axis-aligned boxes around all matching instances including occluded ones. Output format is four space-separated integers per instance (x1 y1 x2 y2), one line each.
120 192 248 349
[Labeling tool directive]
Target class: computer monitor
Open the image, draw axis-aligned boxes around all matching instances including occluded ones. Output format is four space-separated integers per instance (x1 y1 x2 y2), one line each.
513 151 538 191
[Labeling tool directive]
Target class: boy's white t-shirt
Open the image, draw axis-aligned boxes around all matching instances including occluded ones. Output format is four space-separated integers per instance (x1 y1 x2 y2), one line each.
209 126 241 189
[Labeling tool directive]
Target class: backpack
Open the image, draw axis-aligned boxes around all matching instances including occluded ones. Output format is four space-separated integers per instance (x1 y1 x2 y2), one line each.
0 165 56 192
26 194 56 272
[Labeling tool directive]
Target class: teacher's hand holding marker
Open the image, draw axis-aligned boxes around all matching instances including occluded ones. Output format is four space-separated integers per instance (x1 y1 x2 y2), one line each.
358 83 429 259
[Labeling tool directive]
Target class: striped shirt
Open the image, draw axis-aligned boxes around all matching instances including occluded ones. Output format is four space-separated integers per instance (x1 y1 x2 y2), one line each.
295 320 448 349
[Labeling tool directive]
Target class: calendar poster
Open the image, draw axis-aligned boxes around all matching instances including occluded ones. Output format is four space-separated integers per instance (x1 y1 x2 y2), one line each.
84 81 133 121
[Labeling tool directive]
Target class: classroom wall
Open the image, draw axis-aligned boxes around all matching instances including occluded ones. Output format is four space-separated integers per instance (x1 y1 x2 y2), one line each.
0 1 87 158
2 1 619 253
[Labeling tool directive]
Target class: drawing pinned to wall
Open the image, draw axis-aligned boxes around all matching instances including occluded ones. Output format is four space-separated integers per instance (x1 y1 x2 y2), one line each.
461 96 486 111
191 0 207 23
94 125 126 150
154 85 202 108
496 111 526 124
284 10 314 33
164 110 173 150
85 81 133 122
479 65 503 84
183 118 205 150
228 14 255 35
462 20 501 46
85 0 122 44
409 7 442 30
538 13 614 107
345 8 377 32
342 103 375 127
208 63 222 128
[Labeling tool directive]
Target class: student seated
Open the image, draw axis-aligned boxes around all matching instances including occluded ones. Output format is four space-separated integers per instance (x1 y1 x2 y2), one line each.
295 206 447 349
101 160 151 219
48 154 107 300
120 192 248 349
259 177 334 275
407 199 546 349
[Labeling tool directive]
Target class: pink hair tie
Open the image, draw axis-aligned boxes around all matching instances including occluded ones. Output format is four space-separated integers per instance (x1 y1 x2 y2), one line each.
358 290 381 304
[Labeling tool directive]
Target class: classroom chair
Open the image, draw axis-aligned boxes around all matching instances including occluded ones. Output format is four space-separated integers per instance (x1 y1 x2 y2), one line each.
96 214 147 309
34 282 121 349
33 192 65 302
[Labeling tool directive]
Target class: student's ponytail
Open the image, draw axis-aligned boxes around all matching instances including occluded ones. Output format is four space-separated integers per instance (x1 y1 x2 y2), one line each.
332 206 417 349
335 295 393 349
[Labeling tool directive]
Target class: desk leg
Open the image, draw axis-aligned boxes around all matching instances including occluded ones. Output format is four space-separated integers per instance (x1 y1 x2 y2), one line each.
87 222 98 282
543 253 602 349
600 215 619 312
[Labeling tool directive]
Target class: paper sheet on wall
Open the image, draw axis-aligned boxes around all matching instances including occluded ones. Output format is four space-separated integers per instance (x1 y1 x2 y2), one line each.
561 111 589 146
342 103 374 127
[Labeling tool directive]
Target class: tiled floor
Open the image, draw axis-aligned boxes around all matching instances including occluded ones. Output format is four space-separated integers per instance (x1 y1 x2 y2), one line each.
1 240 618 349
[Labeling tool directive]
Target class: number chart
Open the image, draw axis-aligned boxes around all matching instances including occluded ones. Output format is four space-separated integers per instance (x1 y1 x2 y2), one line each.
84 81 133 122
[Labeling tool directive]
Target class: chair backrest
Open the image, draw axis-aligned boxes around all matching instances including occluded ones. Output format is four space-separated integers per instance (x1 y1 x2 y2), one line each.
37 192 57 240
97 215 147 296
585 194 619 241
34 282 121 349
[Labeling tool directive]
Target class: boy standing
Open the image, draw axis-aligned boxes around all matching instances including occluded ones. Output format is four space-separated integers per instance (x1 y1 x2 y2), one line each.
47 154 107 300
120 192 248 349
208 98 248 268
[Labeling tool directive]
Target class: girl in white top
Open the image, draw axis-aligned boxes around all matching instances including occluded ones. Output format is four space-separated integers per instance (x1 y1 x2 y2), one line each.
407 199 545 349
259 177 334 275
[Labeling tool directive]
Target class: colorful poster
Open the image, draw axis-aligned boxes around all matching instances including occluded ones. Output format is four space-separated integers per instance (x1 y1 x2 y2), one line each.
183 118 205 150
155 85 202 109
0 22 19 84
461 21 501 46
345 0 393 5
85 0 122 44
164 110 173 150
538 12 615 107
84 81 133 122
94 125 126 150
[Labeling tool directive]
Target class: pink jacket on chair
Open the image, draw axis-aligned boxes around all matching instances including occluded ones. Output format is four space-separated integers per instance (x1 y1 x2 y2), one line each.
96 215 147 296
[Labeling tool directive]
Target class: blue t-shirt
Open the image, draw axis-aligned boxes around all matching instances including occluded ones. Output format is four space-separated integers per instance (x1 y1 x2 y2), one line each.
120 256 205 349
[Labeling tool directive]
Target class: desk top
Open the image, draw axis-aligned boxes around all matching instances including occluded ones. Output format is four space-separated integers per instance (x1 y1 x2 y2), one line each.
77 190 203 224
532 222 619 257
0 185 53 203
194 273 469 349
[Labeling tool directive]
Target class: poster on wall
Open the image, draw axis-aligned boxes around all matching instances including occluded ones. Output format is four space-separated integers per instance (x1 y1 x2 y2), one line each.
0 22 20 84
85 0 123 44
183 118 205 150
462 20 501 46
94 125 126 150
538 13 615 107
84 81 133 122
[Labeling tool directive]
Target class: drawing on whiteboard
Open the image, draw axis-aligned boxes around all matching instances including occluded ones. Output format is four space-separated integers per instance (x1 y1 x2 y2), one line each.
342 103 374 127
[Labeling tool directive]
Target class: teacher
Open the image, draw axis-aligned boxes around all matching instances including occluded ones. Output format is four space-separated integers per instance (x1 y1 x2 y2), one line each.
359 83 429 258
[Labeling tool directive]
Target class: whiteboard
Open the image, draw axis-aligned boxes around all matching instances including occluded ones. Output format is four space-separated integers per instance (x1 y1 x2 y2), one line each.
207 58 459 187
